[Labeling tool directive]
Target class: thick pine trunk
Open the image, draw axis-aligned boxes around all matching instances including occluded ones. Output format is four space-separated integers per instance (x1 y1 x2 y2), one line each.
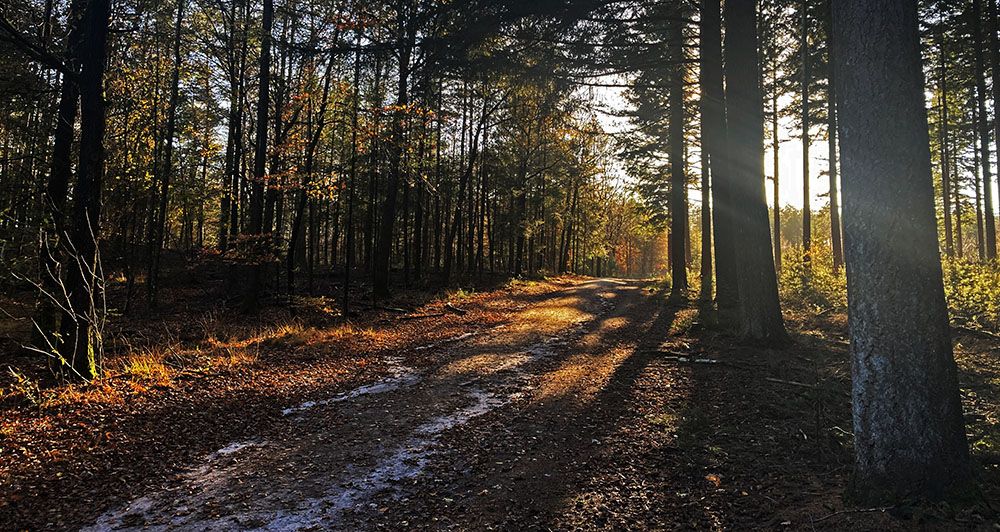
702 0 738 320
832 0 971 502
724 0 787 344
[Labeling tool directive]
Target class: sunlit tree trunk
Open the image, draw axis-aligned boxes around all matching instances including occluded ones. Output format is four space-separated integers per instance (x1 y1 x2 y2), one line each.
973 99 986 261
832 0 971 502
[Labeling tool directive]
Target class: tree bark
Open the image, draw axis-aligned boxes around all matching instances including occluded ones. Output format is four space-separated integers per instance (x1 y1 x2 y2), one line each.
832 0 971 502
59 0 111 380
669 6 688 299
703 0 738 321
801 0 812 269
826 0 843 271
974 0 997 259
34 0 84 356
974 99 986 261
241 0 272 312
724 0 787 343
373 1 413 297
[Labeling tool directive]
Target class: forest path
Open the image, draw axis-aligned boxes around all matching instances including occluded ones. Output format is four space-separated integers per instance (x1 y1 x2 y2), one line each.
85 278 685 531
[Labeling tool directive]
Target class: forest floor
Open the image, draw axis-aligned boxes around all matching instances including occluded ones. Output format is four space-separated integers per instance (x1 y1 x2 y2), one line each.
2 274 1000 530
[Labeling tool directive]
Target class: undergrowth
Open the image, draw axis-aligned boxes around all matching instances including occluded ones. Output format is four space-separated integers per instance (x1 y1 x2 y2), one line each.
778 246 1000 333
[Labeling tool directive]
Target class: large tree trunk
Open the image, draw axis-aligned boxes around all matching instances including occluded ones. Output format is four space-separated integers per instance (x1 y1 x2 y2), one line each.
669 6 688 299
59 0 111 380
832 0 970 502
723 0 787 343
702 0 738 321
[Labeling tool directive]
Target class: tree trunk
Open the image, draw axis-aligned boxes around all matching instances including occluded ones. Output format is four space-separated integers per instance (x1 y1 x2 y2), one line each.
832 0 970 502
241 0 272 312
724 0 787 343
826 0 844 271
59 0 111 380
771 76 781 273
988 0 1000 258
703 0 738 321
148 0 185 307
288 53 335 294
974 0 997 259
669 6 688 298
801 0 812 270
974 99 986 261
939 32 954 258
373 2 412 297
34 0 84 356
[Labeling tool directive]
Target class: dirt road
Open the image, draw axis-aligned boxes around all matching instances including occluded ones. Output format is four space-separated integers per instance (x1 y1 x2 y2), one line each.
12 277 998 530
83 279 699 530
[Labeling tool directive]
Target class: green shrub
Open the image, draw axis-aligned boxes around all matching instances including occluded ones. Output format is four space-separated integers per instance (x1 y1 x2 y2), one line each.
776 245 999 333
778 245 847 312
943 259 1000 332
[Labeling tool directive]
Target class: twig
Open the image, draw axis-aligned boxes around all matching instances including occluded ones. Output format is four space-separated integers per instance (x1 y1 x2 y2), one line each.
764 377 817 390
953 325 1000 341
444 302 468 315
399 312 446 320
811 507 891 523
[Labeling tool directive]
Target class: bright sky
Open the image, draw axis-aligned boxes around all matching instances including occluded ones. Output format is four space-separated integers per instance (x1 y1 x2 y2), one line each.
590 81 1000 214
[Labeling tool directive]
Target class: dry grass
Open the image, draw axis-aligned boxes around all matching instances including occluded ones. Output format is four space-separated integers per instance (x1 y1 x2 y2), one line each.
211 346 259 370
41 382 125 408
121 349 174 386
